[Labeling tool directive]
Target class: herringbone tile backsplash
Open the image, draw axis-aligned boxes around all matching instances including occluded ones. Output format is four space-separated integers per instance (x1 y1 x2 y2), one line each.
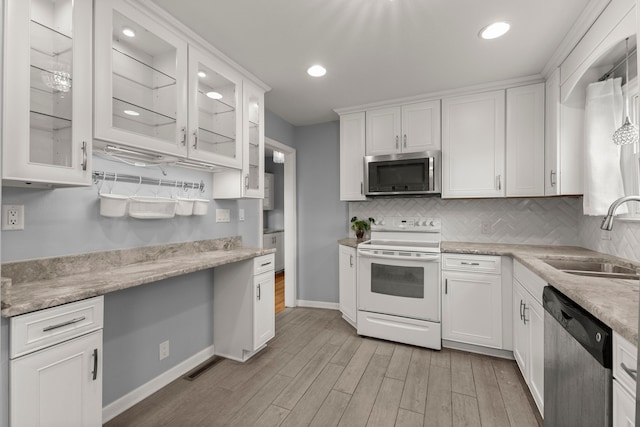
349 197 582 246
350 196 640 263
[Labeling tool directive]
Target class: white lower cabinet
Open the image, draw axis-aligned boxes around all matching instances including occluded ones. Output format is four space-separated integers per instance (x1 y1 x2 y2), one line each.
213 254 275 361
441 254 502 349
338 244 357 327
613 332 637 426
512 261 545 415
10 296 104 427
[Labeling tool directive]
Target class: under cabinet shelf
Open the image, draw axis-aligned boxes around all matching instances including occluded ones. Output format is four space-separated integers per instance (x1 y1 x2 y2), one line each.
112 48 176 90
112 97 176 127
30 110 72 132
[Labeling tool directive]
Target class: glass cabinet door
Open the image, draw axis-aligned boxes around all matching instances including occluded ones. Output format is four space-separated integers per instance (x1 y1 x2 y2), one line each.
3 0 92 186
188 47 242 168
243 80 265 197
94 0 187 157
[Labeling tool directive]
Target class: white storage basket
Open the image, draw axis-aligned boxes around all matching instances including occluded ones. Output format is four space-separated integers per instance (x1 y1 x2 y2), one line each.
128 197 177 219
192 198 209 216
99 193 129 217
175 198 194 216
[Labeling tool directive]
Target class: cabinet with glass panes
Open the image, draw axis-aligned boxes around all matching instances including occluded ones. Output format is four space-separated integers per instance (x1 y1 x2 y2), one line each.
94 0 244 170
212 80 265 199
3 0 92 186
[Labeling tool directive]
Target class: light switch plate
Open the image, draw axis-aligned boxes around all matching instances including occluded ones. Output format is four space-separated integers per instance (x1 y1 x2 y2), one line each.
216 209 230 223
239 208 245 221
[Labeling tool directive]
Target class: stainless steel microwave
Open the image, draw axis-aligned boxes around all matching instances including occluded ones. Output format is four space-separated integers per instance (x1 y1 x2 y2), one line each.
364 151 441 196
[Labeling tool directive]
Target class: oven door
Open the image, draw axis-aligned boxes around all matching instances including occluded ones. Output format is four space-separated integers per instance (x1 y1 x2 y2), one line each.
357 249 440 322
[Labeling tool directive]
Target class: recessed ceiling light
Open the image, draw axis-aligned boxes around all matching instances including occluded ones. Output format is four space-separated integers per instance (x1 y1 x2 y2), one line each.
197 71 207 78
307 65 327 77
206 91 223 99
123 109 140 116
122 27 136 38
479 22 510 40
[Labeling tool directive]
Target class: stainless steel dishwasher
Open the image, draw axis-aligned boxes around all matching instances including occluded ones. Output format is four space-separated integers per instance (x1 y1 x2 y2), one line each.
543 286 612 426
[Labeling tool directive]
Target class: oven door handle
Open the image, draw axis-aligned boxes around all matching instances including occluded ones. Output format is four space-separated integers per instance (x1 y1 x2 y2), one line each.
357 251 440 262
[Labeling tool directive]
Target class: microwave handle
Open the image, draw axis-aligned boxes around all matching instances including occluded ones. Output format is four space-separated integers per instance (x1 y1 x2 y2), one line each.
429 156 435 191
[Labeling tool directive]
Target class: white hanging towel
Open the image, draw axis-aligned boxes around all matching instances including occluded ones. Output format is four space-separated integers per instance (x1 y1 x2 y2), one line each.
583 78 627 216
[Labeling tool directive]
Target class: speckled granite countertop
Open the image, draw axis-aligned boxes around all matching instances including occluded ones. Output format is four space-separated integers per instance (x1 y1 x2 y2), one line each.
338 238 639 346
1 237 275 318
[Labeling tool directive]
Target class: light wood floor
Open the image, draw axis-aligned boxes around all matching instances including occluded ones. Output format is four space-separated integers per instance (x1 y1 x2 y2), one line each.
104 308 542 427
275 271 285 314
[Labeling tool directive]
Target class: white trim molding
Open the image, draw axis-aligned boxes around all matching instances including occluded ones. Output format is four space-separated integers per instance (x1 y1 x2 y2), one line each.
102 345 215 423
296 300 340 310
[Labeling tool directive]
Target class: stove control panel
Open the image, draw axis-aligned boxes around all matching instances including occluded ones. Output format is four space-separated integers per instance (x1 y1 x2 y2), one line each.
371 217 441 232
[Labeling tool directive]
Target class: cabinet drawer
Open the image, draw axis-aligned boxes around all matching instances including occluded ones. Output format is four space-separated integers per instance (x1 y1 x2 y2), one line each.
513 261 546 304
254 254 275 274
10 296 104 359
613 332 637 397
442 254 501 274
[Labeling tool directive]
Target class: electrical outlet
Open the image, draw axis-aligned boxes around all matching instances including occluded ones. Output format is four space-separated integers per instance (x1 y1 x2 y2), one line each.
216 209 230 223
2 205 24 230
159 340 170 360
239 208 245 221
481 222 491 234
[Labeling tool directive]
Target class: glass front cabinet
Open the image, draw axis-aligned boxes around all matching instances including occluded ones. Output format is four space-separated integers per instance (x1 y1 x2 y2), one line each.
94 0 245 171
212 80 265 199
3 0 92 186
94 0 188 158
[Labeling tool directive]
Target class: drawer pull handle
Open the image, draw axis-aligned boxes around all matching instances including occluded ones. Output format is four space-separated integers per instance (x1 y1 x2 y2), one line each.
92 348 98 381
42 316 86 332
257 284 261 301
621 362 637 381
461 262 480 266
261 262 272 267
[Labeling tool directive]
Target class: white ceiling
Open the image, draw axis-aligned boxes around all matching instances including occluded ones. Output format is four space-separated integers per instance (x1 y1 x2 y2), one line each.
152 0 592 126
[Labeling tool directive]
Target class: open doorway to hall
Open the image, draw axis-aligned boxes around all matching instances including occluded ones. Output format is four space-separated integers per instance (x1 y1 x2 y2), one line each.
263 137 296 313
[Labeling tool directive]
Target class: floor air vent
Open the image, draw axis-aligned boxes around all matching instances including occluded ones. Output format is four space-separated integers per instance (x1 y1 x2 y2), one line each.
183 356 224 381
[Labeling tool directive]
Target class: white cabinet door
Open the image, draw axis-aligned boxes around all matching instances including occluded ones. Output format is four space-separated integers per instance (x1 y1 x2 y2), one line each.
442 90 505 198
187 46 242 168
94 0 188 157
338 245 357 326
506 83 545 197
613 380 636 427
366 107 401 155
442 270 502 348
263 233 276 250
10 330 102 427
402 100 441 152
340 112 367 201
253 271 275 349
545 68 561 195
512 280 529 377
263 173 274 210
212 80 265 199
528 298 544 414
3 0 92 187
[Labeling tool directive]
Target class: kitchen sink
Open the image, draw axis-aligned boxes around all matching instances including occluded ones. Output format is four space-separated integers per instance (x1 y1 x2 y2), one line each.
543 259 639 280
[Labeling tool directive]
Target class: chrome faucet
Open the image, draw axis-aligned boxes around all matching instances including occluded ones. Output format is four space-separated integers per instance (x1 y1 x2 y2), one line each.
601 195 640 230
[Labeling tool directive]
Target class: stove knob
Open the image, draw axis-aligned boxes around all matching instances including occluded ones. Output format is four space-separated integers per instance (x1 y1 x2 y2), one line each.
421 220 429 226
378 219 385 226
429 220 435 226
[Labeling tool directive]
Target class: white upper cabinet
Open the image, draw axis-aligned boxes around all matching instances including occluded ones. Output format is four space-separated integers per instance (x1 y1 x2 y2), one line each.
339 112 367 201
188 46 242 168
506 83 545 197
3 0 92 187
94 0 188 158
442 90 505 198
212 80 265 198
365 100 440 156
545 68 562 195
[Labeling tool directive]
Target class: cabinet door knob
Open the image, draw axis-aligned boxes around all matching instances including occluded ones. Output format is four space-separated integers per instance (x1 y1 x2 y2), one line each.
180 127 187 146
403 134 407 148
519 300 524 320
395 136 399 149
350 254 353 267
496 175 502 191
193 130 198 149
550 170 557 187
257 284 261 301
245 174 249 189
444 278 448 294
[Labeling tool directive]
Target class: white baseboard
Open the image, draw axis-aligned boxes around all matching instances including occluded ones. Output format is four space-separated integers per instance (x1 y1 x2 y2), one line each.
102 345 215 423
295 299 339 310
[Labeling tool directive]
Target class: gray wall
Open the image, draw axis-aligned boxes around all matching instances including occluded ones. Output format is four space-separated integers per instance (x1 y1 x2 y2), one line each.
294 121 347 303
265 108 295 148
